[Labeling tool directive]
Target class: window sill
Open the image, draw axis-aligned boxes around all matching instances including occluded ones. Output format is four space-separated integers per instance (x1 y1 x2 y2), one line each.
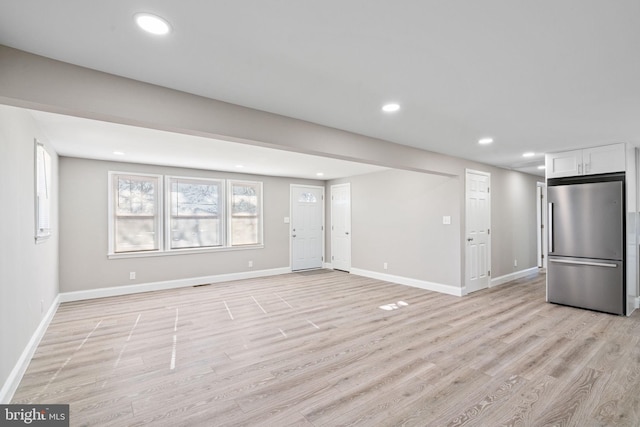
108 244 264 260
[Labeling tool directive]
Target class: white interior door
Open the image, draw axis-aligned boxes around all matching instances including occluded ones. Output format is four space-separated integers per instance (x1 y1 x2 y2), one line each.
465 170 491 294
331 183 351 272
291 185 324 271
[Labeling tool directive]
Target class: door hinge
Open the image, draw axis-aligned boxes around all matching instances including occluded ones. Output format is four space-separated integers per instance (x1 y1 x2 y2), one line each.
321 226 324 231
541 224 544 229
487 187 490 193
321 256 324 261
487 229 490 235
488 270 491 276
542 254 544 258
332 255 334 260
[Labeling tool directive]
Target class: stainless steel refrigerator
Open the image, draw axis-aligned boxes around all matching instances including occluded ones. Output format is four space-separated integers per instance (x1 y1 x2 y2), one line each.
547 172 625 315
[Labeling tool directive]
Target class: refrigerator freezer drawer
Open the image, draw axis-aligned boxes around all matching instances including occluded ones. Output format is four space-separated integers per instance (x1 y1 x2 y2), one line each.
548 257 624 315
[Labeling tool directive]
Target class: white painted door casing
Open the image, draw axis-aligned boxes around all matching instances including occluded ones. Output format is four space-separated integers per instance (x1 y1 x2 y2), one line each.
291 185 324 271
331 183 351 272
465 170 491 294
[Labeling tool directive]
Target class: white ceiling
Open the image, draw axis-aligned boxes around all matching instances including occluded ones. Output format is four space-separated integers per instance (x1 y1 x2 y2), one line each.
28 109 387 180
2 1 640 178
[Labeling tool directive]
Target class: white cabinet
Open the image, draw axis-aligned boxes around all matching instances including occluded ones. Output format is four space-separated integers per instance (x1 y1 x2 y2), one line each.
583 144 626 175
546 143 625 179
545 149 583 178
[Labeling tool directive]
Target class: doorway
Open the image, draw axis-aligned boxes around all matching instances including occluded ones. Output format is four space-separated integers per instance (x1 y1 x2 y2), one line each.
291 185 324 271
465 169 491 294
331 183 351 272
536 182 547 268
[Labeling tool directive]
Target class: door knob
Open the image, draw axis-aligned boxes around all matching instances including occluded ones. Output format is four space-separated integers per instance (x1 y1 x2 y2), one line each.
292 234 297 237
467 237 474 242
345 232 349 235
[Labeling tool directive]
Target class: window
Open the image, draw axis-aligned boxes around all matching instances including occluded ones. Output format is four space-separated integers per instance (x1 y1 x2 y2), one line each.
298 192 317 203
110 173 162 253
229 180 262 246
168 177 223 249
35 141 52 242
109 172 263 257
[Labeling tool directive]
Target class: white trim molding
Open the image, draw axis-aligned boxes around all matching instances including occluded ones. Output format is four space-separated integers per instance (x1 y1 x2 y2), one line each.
350 268 463 297
59 267 291 303
2 267 292 403
323 262 333 270
0 295 61 404
626 297 639 316
490 267 539 288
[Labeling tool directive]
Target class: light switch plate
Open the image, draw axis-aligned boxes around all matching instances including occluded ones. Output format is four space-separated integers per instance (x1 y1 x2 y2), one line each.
443 216 451 225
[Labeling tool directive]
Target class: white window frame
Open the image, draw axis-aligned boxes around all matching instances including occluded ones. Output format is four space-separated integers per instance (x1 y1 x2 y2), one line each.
228 180 263 247
35 140 52 243
108 172 265 259
108 171 163 256
166 175 225 251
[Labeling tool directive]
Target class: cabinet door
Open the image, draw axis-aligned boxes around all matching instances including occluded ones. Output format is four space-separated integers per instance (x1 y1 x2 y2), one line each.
545 150 583 178
583 143 625 175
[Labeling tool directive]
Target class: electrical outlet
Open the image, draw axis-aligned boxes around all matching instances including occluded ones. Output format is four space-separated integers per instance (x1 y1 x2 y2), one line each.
383 262 388 270
130 272 136 280
248 260 253 268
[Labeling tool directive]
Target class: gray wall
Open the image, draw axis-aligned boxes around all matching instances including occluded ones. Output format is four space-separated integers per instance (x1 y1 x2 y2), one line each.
328 166 541 288
0 45 544 285
61 158 540 295
0 105 59 395
491 169 542 277
0 46 543 394
329 170 461 286
59 157 321 292
0 45 475 176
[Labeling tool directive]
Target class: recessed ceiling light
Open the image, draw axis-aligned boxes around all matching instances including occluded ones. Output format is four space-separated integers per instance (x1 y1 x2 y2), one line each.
316 172 324 177
134 13 171 35
113 151 125 155
478 137 494 145
523 152 535 157
538 165 546 170
382 103 400 113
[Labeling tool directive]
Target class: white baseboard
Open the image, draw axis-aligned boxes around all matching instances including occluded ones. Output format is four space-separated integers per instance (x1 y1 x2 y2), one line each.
323 262 333 269
2 267 291 403
0 295 60 404
490 267 539 288
350 268 463 297
59 267 291 303
635 297 640 310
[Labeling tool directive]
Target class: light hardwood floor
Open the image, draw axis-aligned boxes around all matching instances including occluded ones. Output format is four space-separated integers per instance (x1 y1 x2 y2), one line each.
12 270 640 426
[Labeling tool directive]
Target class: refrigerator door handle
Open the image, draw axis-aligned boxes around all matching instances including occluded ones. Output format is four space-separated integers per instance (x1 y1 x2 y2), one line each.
549 259 618 268
548 202 553 253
